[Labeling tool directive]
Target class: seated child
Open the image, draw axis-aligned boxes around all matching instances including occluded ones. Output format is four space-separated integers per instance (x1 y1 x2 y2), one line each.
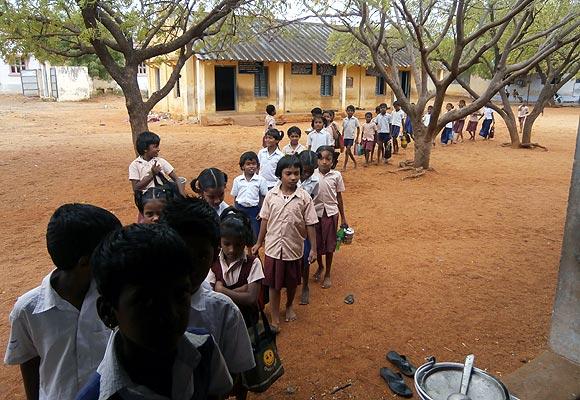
135 186 173 224
282 126 306 155
191 167 229 217
208 207 264 327
78 223 232 399
5 204 121 400
161 197 255 399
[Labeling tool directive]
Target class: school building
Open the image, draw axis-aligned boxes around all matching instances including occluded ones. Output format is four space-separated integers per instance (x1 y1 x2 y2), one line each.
147 22 414 122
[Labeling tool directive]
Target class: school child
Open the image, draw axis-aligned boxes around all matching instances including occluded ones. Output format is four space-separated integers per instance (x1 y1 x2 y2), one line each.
265 104 277 133
307 114 332 154
323 110 343 169
341 105 360 170
305 107 323 134
371 105 381 162
466 107 480 141
297 151 320 305
404 104 414 140
162 197 255 399
282 126 306 155
391 101 406 154
252 155 318 331
452 99 466 143
135 186 173 224
423 106 435 146
441 103 454 145
128 130 185 221
361 112 378 166
518 103 529 133
375 103 392 163
479 103 495 140
5 204 121 400
232 151 269 239
80 223 233 399
258 129 285 189
191 167 229 217
313 146 348 289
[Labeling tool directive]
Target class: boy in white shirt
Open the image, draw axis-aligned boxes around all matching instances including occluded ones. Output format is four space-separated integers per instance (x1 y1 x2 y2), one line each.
517 103 529 133
390 101 406 154
341 105 361 171
5 204 121 400
375 103 392 163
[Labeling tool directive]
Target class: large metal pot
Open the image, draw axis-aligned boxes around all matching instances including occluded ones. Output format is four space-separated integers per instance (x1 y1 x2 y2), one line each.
414 356 512 400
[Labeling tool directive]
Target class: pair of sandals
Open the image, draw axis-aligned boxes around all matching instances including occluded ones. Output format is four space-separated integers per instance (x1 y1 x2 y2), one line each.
380 351 417 398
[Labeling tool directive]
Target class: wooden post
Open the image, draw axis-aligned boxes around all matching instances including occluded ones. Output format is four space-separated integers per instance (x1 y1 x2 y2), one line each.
195 58 205 119
277 63 285 114
340 65 347 111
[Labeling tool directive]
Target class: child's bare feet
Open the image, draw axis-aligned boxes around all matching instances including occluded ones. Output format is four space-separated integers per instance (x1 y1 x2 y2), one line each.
285 307 297 322
313 268 323 282
299 286 310 305
321 276 332 289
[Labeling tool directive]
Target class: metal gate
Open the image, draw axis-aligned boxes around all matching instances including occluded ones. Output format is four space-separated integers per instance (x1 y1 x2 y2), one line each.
20 69 39 97
50 67 59 99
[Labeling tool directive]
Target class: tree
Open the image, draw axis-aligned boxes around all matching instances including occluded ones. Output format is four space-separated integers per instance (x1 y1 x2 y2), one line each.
307 0 580 169
0 0 257 149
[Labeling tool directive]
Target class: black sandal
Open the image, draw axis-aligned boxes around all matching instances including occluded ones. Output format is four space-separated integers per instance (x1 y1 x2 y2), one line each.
386 351 417 377
379 367 412 398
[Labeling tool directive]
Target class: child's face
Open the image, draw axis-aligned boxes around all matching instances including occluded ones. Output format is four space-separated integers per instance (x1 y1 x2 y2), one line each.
365 115 372 122
301 166 314 181
313 118 324 131
427 107 433 114
394 105 400 111
289 133 300 145
264 134 278 149
220 236 245 263
346 109 354 117
143 144 160 160
323 112 331 123
280 166 300 189
203 186 225 209
380 106 387 114
142 199 165 224
446 104 452 111
318 151 333 173
242 160 258 176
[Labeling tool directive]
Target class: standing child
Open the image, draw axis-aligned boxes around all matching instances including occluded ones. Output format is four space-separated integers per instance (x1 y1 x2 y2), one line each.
252 155 318 332
452 100 466 143
479 103 495 140
232 151 269 239
361 112 378 166
404 105 414 141
371 105 381 162
391 101 406 154
263 104 277 147
297 151 320 305
341 105 361 170
518 103 529 133
258 129 285 189
282 126 305 155
5 204 121 400
313 146 348 289
375 103 392 163
441 103 454 145
191 167 229 217
423 105 435 146
307 115 331 154
323 110 343 169
466 107 480 141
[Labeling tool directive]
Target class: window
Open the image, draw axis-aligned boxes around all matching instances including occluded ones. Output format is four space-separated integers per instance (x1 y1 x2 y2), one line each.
154 68 160 91
346 76 354 88
254 67 268 97
10 57 26 74
138 63 147 75
375 76 386 95
320 75 333 96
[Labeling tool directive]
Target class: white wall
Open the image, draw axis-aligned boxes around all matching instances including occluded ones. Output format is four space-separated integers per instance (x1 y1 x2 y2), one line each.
53 66 91 101
0 56 42 94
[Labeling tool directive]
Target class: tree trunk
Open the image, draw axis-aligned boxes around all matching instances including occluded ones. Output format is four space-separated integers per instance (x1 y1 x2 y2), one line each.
412 123 432 169
522 84 554 145
497 90 521 147
121 76 150 155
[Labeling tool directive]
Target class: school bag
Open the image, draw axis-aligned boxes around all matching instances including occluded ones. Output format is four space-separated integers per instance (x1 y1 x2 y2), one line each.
385 141 392 159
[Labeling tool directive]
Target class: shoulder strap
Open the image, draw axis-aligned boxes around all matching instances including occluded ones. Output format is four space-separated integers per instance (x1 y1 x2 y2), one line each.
237 255 255 286
190 335 215 400
210 259 224 284
75 372 101 400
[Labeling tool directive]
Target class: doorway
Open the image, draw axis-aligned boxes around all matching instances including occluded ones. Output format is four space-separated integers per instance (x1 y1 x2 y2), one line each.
215 66 236 111
400 71 410 97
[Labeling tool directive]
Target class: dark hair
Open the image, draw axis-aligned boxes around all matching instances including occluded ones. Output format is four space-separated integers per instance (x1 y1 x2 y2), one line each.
135 131 161 155
323 110 335 118
299 150 318 171
393 101 400 107
310 107 323 116
317 145 335 158
161 196 220 249
220 207 255 246
346 105 355 112
365 112 373 118
287 126 301 137
266 104 276 115
446 102 454 109
311 114 328 129
135 187 172 213
375 106 381 114
91 224 192 305
264 128 284 141
275 155 302 178
379 103 388 109
191 168 228 194
239 151 259 169
46 204 121 270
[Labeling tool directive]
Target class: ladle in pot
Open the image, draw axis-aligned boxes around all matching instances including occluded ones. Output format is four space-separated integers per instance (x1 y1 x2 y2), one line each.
447 354 475 400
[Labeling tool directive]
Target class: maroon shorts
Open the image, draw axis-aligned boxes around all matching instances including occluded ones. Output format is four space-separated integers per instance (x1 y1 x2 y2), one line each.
466 121 478 132
363 140 375 151
453 120 465 133
264 256 302 290
316 212 338 255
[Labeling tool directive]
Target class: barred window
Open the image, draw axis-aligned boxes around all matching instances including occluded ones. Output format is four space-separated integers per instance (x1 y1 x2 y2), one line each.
254 67 268 97
320 75 333 96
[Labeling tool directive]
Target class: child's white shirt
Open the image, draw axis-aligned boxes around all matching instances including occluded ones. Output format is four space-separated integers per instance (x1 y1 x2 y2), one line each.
375 113 392 132
258 147 284 188
422 114 431 127
128 156 174 192
342 116 360 140
231 174 268 208
445 112 453 129
391 110 406 127
282 142 305 155
307 129 331 153
299 174 320 199
518 106 529 117
264 114 276 133
483 107 494 119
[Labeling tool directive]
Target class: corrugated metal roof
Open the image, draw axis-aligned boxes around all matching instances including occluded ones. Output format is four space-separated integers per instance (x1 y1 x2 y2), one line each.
196 22 411 67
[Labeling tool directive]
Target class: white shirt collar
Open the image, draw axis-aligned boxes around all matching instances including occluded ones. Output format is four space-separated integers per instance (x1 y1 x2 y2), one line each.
33 270 96 315
190 283 211 312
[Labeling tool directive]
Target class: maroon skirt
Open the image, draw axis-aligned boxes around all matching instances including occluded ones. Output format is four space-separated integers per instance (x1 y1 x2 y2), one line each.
453 119 465 133
316 212 339 255
264 256 302 290
466 120 478 132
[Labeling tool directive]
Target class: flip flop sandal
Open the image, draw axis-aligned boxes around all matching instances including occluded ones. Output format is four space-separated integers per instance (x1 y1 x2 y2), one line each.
344 294 355 304
386 351 417 377
379 367 412 398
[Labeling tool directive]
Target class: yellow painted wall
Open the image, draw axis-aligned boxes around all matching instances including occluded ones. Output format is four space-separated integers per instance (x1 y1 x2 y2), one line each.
284 63 342 112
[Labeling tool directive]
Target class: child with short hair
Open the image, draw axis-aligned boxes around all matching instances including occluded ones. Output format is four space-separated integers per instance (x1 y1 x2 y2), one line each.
375 103 392 163
479 103 495 140
341 105 360 170
80 223 233 399
307 115 331 153
466 107 480 141
265 104 277 132
282 126 305 155
232 151 269 239
298 151 320 305
323 110 343 169
518 103 529 133
391 101 406 154
371 105 381 162
258 129 285 189
452 99 466 143
305 107 323 135
135 186 172 224
441 103 454 145
313 146 347 289
252 155 318 331
191 167 229 216
361 112 378 166
5 204 121 400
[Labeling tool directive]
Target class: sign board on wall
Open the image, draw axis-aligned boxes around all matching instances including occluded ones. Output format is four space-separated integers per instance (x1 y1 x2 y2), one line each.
291 63 313 75
238 61 264 74
316 64 337 76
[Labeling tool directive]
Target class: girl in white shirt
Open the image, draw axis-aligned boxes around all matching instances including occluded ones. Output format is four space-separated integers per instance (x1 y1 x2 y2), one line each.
441 103 454 145
191 167 229 217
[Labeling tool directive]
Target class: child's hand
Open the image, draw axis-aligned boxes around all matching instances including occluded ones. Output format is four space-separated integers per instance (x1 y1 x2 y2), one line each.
150 161 161 175
308 248 316 264
251 243 261 256
215 281 224 292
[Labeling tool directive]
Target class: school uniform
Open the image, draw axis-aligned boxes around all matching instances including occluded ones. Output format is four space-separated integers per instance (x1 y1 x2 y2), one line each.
75 329 233 400
452 110 466 136
313 169 345 255
391 110 405 139
259 185 318 290
264 114 276 133
5 272 110 400
422 113 431 127
479 107 494 138
189 285 255 375
307 129 331 153
282 143 305 155
441 115 453 144
232 174 268 238
214 201 229 217
128 156 174 192
466 113 479 132
375 113 392 142
361 122 378 151
518 106 529 123
298 175 320 264
257 147 284 189
342 116 360 147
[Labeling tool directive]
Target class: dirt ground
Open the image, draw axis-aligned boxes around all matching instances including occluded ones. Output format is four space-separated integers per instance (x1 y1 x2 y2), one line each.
0 94 577 399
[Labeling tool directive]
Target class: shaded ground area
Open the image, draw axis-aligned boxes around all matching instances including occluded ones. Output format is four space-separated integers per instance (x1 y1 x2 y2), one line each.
0 94 577 399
